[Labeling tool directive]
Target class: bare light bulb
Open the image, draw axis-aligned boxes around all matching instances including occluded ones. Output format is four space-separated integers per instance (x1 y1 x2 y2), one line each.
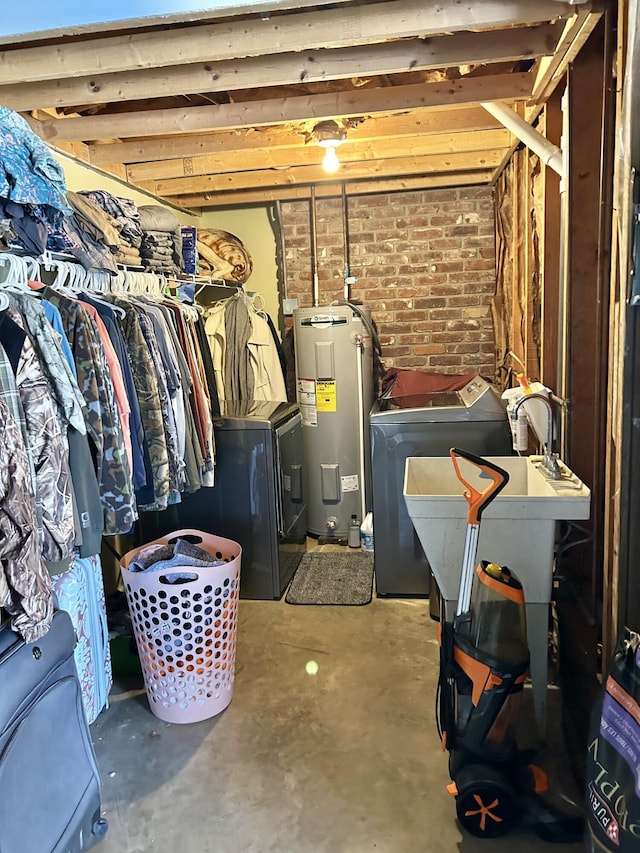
322 146 340 173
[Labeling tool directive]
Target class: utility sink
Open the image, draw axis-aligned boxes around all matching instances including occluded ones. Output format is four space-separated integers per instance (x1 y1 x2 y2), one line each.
403 454 591 738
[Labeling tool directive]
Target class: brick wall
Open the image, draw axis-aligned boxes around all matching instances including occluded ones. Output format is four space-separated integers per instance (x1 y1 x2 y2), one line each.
281 186 496 377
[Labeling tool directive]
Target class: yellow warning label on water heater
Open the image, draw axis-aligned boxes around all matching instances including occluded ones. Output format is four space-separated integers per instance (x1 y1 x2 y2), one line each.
316 380 337 412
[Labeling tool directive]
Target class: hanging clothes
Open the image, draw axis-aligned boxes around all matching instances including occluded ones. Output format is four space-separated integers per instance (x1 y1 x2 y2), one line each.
163 300 214 484
160 304 204 493
7 291 86 434
106 293 170 512
247 308 287 402
78 293 146 494
205 292 287 403
2 288 105 560
0 394 54 642
4 306 76 564
79 299 133 474
224 295 254 401
132 302 184 500
43 287 137 535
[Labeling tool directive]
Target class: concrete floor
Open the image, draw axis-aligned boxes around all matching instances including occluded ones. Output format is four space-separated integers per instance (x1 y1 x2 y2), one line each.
92 554 585 853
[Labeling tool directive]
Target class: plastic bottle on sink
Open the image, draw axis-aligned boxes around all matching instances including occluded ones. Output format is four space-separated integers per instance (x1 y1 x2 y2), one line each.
502 374 552 451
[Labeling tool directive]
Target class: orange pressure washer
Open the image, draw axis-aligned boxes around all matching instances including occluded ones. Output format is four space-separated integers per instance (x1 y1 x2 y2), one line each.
439 448 583 841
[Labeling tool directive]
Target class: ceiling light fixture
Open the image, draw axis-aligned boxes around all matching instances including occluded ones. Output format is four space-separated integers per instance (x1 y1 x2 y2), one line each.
313 120 346 173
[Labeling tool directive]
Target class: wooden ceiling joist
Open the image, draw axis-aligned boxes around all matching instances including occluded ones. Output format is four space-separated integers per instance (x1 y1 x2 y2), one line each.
0 24 561 113
531 10 603 102
125 128 512 183
165 169 497 209
144 149 505 197
86 106 504 165
39 73 533 143
0 0 584 87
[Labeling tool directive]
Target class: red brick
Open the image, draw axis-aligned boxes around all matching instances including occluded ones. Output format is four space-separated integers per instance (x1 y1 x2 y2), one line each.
384 346 411 357
430 214 461 226
414 344 447 355
447 319 481 331
411 227 445 240
413 296 447 309
392 309 426 322
433 355 464 366
431 309 462 320
464 259 496 271
412 274 448 287
479 247 496 259
430 261 464 273
451 343 481 354
445 225 480 237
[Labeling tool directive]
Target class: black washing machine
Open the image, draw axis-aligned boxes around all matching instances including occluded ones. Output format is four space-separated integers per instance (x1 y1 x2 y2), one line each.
139 401 307 600
369 376 512 597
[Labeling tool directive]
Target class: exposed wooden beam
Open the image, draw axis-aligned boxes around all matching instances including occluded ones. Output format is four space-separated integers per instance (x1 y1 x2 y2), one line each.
0 1 583 86
531 10 603 102
40 73 533 143
164 170 496 208
22 112 45 137
51 140 94 166
0 0 347 46
88 106 503 164
145 149 505 196
0 24 561 112
126 128 512 182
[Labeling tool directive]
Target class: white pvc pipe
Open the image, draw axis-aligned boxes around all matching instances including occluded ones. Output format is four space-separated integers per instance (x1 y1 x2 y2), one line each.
355 336 366 522
481 101 564 177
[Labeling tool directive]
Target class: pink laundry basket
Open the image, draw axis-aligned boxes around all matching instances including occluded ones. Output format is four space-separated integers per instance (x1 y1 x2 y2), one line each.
120 529 241 724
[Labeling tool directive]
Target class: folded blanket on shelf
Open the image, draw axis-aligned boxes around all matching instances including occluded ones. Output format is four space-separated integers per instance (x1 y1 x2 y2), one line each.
196 229 252 283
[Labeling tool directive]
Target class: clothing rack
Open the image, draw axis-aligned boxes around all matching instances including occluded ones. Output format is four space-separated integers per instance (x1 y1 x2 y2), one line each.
0 250 173 301
165 272 233 300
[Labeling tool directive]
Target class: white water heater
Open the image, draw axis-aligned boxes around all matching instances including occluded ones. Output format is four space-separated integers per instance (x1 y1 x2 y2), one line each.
293 304 374 537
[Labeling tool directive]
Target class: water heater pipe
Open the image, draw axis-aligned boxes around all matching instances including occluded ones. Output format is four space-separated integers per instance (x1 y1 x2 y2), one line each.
341 182 351 301
355 335 367 521
481 101 564 177
310 185 319 307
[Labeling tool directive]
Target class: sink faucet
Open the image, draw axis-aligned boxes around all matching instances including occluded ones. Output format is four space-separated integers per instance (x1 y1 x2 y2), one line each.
512 393 562 479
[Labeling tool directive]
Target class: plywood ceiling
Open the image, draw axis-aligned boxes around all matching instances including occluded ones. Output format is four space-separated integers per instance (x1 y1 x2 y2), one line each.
1 0 605 211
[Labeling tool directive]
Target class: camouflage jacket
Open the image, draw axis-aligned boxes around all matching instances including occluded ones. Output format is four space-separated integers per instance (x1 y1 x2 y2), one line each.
6 307 76 562
133 303 184 498
8 292 86 434
0 395 54 643
107 295 170 512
